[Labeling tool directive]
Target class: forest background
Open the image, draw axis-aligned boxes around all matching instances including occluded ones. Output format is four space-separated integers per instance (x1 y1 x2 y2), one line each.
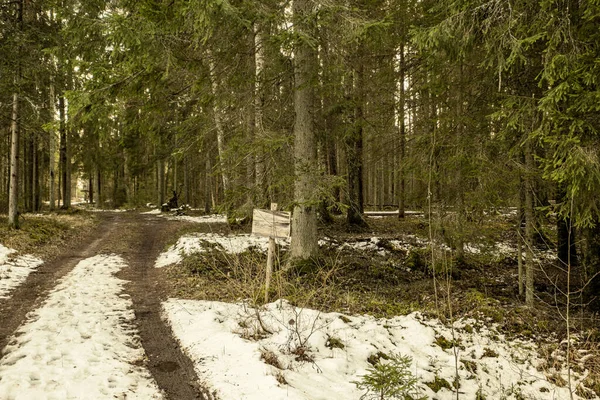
0 0 599 307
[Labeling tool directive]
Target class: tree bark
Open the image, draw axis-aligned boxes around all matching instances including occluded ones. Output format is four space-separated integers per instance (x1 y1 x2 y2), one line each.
204 155 212 214
157 158 165 206
557 184 578 267
59 95 70 209
517 173 525 296
583 221 600 310
346 46 367 227
96 169 102 208
524 139 535 306
24 135 31 212
207 50 229 194
398 102 406 219
8 0 22 227
8 91 20 228
254 23 267 204
290 0 318 260
32 135 39 211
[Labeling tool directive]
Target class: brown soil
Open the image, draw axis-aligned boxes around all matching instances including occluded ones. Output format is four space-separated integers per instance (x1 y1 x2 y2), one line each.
0 212 211 400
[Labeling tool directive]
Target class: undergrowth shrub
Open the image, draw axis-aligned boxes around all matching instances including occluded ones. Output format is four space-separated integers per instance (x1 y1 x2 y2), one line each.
353 353 426 400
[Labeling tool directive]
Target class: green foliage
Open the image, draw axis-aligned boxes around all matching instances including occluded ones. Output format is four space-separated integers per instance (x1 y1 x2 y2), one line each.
424 375 452 393
353 353 426 400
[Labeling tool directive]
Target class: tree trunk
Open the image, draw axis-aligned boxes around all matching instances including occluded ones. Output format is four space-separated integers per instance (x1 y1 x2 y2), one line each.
254 23 267 204
89 176 94 204
24 136 31 212
59 95 70 209
557 184 578 267
8 0 22 226
157 159 165 206
8 91 20 228
207 50 229 194
32 135 39 211
321 28 341 214
204 156 212 214
583 221 600 310
290 0 318 261
517 174 524 296
346 47 367 227
183 157 189 206
96 169 102 208
524 139 535 306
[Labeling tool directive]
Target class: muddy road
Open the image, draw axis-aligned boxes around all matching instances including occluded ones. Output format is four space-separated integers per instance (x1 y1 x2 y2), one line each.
0 212 208 400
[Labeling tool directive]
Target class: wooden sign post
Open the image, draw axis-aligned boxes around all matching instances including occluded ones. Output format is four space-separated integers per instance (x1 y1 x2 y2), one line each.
251 203 291 303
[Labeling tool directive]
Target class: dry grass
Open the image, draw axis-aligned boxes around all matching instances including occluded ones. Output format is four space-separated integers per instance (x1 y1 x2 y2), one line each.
0 211 98 258
162 213 600 396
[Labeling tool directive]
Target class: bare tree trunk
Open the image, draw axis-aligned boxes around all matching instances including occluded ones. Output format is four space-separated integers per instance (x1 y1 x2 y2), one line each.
8 0 22 226
49 80 57 210
207 50 229 194
205 156 212 214
8 91 20 228
24 135 31 212
346 47 367 227
32 136 38 211
96 169 102 208
290 0 318 260
243 27 257 208
59 95 71 209
557 183 578 267
89 176 94 204
524 139 535 306
398 43 406 218
157 159 165 206
254 24 266 204
517 173 524 296
184 157 189 205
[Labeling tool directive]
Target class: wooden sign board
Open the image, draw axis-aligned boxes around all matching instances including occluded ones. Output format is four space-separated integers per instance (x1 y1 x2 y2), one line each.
252 209 291 239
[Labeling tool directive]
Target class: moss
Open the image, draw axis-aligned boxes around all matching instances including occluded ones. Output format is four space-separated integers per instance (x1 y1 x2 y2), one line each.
405 249 425 271
0 213 96 256
481 348 499 358
425 376 452 393
325 336 345 350
435 335 459 350
367 351 390 366
461 359 478 374
286 257 322 276
475 388 487 400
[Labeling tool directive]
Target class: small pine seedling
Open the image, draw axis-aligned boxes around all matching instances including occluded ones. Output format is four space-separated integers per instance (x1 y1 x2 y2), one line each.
353 353 426 400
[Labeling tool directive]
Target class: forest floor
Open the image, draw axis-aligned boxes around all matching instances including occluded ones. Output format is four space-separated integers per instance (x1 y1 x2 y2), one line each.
0 209 598 399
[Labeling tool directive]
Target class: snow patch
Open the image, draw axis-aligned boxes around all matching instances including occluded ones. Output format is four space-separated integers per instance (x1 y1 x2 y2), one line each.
0 254 162 399
163 299 585 400
159 214 228 224
155 233 289 268
0 244 43 299
142 209 162 215
87 208 130 213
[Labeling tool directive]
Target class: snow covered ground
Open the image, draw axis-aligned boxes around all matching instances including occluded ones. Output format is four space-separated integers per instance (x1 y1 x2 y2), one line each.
0 254 162 399
86 208 130 213
163 299 586 400
0 244 43 299
140 210 228 223
321 235 557 261
155 233 289 268
154 231 551 270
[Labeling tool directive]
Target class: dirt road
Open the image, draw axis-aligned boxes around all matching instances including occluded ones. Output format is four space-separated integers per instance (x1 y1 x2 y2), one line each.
0 212 207 400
